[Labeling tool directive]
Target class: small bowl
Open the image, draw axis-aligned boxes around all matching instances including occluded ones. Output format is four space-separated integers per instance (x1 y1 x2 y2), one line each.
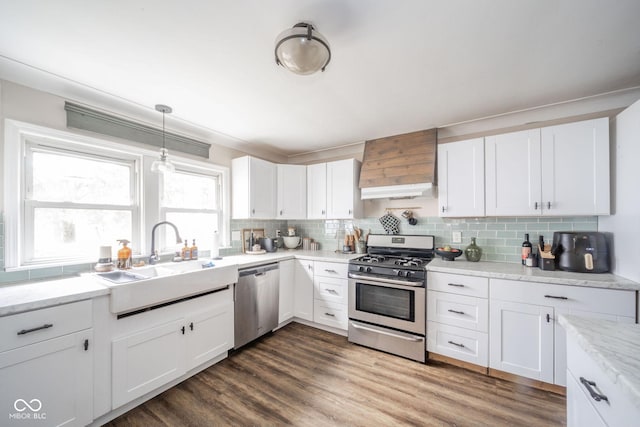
435 247 463 261
283 236 301 249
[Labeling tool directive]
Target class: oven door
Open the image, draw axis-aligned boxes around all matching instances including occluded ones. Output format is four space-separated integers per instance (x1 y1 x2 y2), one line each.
348 274 425 335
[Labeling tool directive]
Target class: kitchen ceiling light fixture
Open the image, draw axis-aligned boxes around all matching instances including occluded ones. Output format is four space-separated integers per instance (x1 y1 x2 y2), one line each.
150 104 176 174
275 22 331 75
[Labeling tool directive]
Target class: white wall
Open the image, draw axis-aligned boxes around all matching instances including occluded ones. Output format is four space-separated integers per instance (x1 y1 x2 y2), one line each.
599 99 640 282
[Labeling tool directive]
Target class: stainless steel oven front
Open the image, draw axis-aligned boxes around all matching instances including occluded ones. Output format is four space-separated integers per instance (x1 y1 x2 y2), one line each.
348 275 425 335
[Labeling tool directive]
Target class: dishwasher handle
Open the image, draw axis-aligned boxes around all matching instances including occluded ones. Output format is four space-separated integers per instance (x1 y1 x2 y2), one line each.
238 262 279 277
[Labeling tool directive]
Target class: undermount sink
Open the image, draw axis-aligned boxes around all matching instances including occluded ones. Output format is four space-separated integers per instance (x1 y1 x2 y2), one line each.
97 270 150 284
95 259 238 314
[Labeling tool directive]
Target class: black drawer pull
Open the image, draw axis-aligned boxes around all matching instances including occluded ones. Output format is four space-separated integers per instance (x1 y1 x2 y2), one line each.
544 295 568 300
17 323 53 335
324 312 335 317
447 340 465 348
447 309 465 315
580 377 609 403
447 283 464 287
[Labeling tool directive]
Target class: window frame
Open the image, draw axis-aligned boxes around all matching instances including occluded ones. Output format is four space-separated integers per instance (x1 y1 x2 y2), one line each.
4 119 230 270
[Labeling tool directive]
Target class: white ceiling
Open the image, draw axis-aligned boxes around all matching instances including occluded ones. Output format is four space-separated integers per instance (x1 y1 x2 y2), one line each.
1 0 639 156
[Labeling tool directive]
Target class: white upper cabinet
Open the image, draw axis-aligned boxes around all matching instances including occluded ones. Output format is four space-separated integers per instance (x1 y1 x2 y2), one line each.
232 156 276 219
486 129 542 216
485 118 610 216
307 163 327 219
438 138 485 217
540 118 610 216
276 164 306 219
307 159 362 219
327 159 362 219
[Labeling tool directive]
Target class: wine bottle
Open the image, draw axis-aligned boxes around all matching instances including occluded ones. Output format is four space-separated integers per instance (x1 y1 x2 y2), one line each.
522 233 532 265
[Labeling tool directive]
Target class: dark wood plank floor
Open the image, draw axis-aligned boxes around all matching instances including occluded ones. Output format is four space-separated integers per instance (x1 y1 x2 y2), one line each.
105 323 566 426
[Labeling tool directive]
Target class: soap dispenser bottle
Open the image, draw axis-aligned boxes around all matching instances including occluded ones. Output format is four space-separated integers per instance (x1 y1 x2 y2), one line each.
181 240 190 260
117 239 132 269
190 239 198 260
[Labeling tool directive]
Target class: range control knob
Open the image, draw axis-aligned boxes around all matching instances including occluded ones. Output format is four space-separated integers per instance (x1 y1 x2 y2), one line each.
405 271 412 278
358 266 365 272
366 266 373 273
396 270 405 277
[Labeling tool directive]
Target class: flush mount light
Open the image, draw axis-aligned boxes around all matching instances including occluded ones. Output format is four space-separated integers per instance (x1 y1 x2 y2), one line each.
275 22 331 75
150 104 176 174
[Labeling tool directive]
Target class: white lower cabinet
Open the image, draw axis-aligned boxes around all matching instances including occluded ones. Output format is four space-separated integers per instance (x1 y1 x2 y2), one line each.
427 272 489 368
313 261 348 330
293 259 314 321
566 333 638 426
0 301 93 427
489 300 554 383
111 289 233 409
489 278 635 386
278 259 295 323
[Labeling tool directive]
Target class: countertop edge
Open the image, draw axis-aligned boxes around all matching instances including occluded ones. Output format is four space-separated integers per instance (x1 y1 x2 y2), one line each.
426 259 640 291
559 314 640 410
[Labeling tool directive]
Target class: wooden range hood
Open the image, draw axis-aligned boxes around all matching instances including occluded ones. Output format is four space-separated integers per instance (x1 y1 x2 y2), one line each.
359 128 437 199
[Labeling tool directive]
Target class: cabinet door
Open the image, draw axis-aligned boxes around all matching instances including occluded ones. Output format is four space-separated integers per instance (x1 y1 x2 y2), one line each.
186 299 234 370
326 159 362 219
306 163 327 219
540 117 610 215
489 300 554 383
278 259 295 323
112 319 186 409
249 157 277 218
293 259 314 321
0 330 93 427
438 138 485 217
277 164 306 219
485 129 542 216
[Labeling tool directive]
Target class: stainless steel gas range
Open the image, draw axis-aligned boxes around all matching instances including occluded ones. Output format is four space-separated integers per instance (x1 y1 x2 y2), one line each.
347 234 434 363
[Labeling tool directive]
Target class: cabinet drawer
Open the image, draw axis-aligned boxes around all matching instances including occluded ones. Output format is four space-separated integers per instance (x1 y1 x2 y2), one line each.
427 321 488 367
1 300 92 353
427 272 488 298
314 276 347 304
427 291 488 332
313 300 347 330
490 278 635 317
314 261 348 278
567 335 638 426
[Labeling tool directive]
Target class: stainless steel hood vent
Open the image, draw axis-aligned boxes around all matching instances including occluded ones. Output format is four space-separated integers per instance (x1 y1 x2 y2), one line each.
359 129 437 199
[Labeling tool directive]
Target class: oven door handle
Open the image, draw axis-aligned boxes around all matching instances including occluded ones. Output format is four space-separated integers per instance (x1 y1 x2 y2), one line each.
350 322 424 342
348 273 423 287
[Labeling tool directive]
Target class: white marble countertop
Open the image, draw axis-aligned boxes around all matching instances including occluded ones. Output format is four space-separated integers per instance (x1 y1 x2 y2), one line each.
0 250 360 317
426 259 640 291
0 276 110 317
559 314 640 409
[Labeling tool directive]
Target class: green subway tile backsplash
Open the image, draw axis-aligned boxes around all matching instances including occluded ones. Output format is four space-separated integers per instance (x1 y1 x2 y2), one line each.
0 211 598 284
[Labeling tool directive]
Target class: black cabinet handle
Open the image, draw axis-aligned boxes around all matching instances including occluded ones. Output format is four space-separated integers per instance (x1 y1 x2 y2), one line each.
324 312 335 317
447 283 464 288
544 295 568 300
546 313 554 323
84 339 89 351
447 309 465 315
580 377 609 403
189 322 194 331
448 340 465 348
17 323 53 335
181 326 186 335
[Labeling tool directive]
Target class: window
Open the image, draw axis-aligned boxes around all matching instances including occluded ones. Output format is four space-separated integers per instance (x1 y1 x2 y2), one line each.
4 120 229 269
158 166 223 253
22 139 140 265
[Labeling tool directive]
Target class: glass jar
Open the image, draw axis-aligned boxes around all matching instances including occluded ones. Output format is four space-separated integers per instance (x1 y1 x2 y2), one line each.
464 237 482 262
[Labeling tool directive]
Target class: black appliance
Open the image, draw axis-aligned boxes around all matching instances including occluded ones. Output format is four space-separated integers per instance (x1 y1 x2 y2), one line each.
348 234 434 363
551 231 610 273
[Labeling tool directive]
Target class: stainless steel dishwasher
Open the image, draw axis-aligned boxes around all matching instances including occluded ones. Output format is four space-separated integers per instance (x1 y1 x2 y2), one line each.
234 262 279 349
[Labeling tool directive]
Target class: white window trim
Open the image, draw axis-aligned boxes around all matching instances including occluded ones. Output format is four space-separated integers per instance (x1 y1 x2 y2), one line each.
3 119 230 271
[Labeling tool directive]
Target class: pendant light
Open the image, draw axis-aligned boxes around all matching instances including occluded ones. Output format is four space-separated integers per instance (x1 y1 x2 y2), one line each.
275 22 331 75
151 104 175 174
